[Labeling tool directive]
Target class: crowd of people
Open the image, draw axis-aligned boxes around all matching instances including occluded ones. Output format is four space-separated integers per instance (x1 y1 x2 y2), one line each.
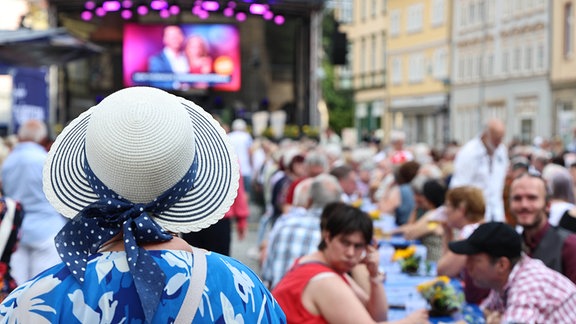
1 85 576 322
247 117 576 323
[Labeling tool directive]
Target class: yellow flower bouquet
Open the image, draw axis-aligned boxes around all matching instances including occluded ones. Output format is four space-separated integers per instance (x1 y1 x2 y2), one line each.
416 276 464 316
392 245 420 274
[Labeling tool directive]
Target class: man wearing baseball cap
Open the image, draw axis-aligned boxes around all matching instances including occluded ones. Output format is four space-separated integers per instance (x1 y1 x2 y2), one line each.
449 222 576 323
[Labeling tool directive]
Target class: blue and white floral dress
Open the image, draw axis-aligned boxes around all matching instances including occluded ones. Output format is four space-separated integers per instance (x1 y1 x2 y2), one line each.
0 249 286 323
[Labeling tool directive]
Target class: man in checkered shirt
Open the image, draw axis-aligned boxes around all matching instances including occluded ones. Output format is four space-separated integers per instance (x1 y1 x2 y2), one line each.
449 222 576 324
261 174 342 289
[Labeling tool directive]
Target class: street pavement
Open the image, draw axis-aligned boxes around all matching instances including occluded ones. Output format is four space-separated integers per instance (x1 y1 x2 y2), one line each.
230 203 262 274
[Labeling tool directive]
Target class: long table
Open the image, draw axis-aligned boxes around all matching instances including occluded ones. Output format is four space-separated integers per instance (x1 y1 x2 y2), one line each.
378 239 485 324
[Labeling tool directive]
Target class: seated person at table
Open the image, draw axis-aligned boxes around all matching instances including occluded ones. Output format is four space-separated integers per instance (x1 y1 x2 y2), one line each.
436 186 489 304
272 202 428 324
449 222 576 324
394 178 447 261
509 172 576 283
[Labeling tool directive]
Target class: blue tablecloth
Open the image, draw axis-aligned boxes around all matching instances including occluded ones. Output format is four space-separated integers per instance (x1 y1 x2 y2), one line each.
383 260 485 323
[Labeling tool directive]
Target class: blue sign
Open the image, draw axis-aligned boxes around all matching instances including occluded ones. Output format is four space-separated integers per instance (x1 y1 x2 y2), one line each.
11 67 48 134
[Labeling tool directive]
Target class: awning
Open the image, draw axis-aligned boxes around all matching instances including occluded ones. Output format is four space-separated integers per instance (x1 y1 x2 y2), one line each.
0 28 102 67
389 94 448 114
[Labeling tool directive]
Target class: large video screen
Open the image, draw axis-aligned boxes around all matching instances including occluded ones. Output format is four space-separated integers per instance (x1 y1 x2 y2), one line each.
123 23 241 92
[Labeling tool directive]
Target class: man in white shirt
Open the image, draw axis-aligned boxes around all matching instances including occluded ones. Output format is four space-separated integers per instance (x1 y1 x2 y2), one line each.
450 119 508 222
228 119 254 194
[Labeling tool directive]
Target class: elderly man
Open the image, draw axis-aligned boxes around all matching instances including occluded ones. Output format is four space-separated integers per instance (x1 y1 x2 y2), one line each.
449 222 576 323
1 120 68 285
509 172 576 283
261 174 342 289
450 118 508 222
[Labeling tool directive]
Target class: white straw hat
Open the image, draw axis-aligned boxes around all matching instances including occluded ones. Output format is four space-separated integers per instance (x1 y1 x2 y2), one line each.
43 86 239 233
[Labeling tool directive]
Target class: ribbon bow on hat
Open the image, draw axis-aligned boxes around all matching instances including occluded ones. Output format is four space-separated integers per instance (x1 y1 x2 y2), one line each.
55 155 198 323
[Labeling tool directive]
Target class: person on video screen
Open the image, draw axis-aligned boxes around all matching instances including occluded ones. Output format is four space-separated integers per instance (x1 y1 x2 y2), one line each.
148 25 189 89
185 35 213 74
183 35 213 89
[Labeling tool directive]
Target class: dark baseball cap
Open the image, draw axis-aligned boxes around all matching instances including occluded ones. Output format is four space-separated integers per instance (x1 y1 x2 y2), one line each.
449 222 522 258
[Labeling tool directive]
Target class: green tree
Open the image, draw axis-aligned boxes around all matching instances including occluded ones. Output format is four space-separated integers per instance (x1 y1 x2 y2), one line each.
321 10 354 135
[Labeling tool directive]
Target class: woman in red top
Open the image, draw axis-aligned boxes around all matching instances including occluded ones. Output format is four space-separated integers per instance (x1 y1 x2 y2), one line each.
272 202 428 324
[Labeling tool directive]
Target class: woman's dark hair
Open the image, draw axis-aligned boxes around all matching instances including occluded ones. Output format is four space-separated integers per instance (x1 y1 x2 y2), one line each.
318 202 373 250
422 179 447 208
395 161 421 184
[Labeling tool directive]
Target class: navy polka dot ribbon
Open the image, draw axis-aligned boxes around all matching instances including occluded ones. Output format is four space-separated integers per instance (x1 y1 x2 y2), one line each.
55 155 198 323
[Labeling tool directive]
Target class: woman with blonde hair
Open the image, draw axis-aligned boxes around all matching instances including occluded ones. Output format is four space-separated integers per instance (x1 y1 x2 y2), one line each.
437 186 489 304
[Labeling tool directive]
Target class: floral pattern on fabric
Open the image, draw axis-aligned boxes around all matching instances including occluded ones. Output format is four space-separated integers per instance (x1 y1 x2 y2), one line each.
0 250 286 323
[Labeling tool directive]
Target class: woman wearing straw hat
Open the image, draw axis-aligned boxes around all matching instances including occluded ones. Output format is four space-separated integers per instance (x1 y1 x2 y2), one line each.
0 87 286 323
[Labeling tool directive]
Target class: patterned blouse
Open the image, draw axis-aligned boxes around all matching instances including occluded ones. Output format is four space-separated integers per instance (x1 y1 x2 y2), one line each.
0 249 286 323
0 198 24 301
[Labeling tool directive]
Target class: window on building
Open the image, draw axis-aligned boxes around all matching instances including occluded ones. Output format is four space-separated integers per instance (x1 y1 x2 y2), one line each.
371 34 377 72
407 4 423 33
537 43 545 69
565 2 574 57
434 48 447 79
382 32 387 74
382 0 387 14
502 50 509 73
392 57 402 84
476 54 483 78
361 38 366 75
478 0 486 23
467 55 473 78
372 0 377 18
469 2 476 24
390 10 401 36
514 0 522 13
514 46 521 71
486 53 494 76
460 3 467 27
431 0 445 26
341 0 353 23
503 1 510 18
361 0 367 20
521 119 533 144
525 44 533 71
409 54 424 82
458 57 465 80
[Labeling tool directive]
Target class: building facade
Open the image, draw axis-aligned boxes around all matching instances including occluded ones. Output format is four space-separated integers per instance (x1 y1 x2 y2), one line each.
339 0 387 143
451 0 550 144
551 0 576 146
386 0 451 147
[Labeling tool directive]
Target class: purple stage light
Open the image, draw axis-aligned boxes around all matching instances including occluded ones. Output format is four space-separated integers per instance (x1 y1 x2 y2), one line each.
169 5 180 15
227 1 237 8
85 1 96 10
122 0 132 8
159 9 170 18
249 4 268 15
102 1 121 11
263 11 273 20
150 0 168 10
236 12 247 21
202 1 220 11
223 7 234 17
198 10 210 19
137 5 148 15
121 9 132 19
95 7 106 16
274 15 285 25
81 11 93 21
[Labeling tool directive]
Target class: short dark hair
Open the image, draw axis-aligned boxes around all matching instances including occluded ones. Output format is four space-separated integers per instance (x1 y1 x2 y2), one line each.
329 165 353 181
318 202 373 250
